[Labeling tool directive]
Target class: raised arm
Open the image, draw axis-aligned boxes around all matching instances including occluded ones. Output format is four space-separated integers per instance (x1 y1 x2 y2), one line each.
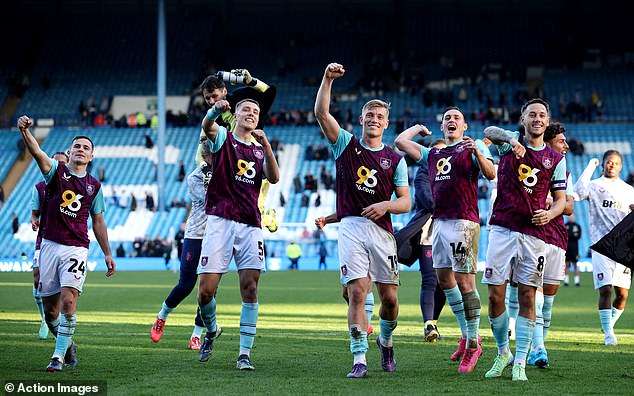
484 126 526 159
314 63 345 144
463 136 496 180
17 115 52 174
201 100 231 142
573 158 599 201
394 124 431 162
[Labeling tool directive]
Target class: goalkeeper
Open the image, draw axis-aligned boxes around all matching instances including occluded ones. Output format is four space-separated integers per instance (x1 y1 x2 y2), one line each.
196 69 278 232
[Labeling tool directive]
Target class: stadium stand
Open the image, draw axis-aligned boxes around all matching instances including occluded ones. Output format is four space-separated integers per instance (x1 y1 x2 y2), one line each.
1 0 632 265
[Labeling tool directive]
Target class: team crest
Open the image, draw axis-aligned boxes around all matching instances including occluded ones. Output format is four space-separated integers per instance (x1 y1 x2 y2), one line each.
380 157 392 170
341 265 348 277
542 157 553 169
485 268 492 278
598 273 604 281
456 145 465 153
201 256 208 267
87 184 95 196
254 149 264 160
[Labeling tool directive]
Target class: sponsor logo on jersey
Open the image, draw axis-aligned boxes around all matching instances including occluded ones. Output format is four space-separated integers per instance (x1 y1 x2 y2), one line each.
518 164 540 193
355 165 378 194
59 190 83 217
435 156 452 181
235 159 256 184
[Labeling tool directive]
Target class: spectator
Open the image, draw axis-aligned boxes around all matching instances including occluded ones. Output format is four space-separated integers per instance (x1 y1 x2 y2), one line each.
286 241 302 270
146 191 155 212
178 161 186 182
132 237 143 257
279 192 286 207
300 192 309 207
293 173 302 194
130 193 137 211
12 213 19 234
0 186 4 209
97 164 106 182
145 133 154 148
315 193 321 207
626 171 634 186
174 222 185 260
127 113 138 128
318 241 328 270
116 243 126 258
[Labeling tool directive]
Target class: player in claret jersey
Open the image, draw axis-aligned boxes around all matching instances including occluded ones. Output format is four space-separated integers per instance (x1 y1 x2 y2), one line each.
18 115 116 372
395 107 495 373
482 99 567 381
315 62 411 378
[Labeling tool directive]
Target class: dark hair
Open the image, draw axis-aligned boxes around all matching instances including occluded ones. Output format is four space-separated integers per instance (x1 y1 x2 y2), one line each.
602 149 622 163
520 98 550 115
53 151 70 162
72 135 94 151
199 74 225 94
443 106 464 116
544 121 566 142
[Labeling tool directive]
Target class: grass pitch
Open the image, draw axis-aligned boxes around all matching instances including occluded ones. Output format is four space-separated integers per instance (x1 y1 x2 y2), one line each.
1 270 633 395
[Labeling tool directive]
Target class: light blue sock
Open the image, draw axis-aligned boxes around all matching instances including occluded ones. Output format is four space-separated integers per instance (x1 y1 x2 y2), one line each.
514 316 535 367
158 301 174 321
611 306 624 328
506 285 519 320
198 298 217 333
365 292 375 325
33 286 45 319
444 286 467 338
192 325 204 339
46 317 60 338
542 295 554 340
532 290 544 350
489 311 510 355
53 313 76 359
379 318 397 347
349 324 368 364
599 309 612 332
239 302 259 354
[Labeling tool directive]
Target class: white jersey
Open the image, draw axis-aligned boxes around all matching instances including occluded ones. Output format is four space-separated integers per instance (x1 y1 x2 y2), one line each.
573 160 634 244
184 165 212 239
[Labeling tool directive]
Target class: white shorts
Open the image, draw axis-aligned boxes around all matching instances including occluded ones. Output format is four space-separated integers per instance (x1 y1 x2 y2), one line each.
483 226 547 288
38 239 89 297
33 249 41 269
543 244 566 285
197 215 265 274
338 217 399 285
592 251 632 290
432 219 479 274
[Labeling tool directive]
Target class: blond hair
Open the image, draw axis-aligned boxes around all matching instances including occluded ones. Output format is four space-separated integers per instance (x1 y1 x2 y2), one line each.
361 99 390 118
